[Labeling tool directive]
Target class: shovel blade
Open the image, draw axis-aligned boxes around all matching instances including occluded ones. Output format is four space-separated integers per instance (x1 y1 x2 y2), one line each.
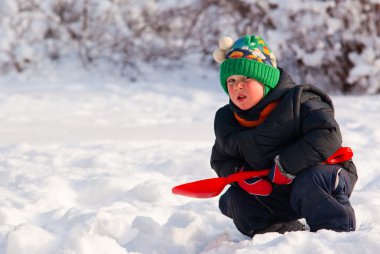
172 177 227 198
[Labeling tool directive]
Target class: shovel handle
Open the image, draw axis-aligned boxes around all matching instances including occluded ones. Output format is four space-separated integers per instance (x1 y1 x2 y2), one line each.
172 147 353 198
325 147 353 164
226 170 270 183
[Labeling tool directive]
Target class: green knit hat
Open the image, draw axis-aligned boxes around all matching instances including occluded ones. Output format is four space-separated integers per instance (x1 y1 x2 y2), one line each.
213 35 280 95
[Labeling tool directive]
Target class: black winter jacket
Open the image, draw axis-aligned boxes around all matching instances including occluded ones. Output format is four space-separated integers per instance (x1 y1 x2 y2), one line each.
210 69 357 186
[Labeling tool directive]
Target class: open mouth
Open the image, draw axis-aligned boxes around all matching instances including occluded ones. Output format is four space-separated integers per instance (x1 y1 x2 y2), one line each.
237 95 247 102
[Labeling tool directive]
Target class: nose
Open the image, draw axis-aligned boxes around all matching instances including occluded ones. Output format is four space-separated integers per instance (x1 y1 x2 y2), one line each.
235 80 245 89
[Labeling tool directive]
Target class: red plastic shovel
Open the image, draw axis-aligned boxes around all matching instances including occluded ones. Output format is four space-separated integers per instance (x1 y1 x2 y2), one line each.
172 170 270 198
172 147 353 198
325 146 353 164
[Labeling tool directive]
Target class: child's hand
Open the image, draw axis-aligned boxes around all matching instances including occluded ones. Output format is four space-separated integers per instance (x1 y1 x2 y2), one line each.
238 177 272 196
269 155 295 185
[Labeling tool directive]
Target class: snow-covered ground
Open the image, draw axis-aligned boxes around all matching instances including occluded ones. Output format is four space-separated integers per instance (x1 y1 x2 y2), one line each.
0 66 379 254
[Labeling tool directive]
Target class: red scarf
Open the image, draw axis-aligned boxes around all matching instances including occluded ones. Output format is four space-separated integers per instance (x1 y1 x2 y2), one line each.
234 101 280 127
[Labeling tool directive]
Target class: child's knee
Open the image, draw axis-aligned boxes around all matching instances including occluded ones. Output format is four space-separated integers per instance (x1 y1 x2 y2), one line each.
289 165 356 232
219 192 231 217
290 165 344 211
292 165 341 195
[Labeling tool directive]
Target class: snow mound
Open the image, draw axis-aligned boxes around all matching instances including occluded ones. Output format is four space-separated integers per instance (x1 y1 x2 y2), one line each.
0 73 378 253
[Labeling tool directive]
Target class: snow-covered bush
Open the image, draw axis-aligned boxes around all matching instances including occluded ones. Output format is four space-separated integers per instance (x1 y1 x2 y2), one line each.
265 0 380 93
0 0 379 93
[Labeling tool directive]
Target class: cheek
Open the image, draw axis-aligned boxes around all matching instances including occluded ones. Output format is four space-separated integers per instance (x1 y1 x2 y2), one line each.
251 84 264 96
227 85 234 95
245 83 264 107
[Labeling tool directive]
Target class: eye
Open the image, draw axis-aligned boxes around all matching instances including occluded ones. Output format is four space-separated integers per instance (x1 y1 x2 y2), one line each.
227 78 236 84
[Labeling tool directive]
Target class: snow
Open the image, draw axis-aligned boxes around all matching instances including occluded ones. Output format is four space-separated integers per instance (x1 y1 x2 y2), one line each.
0 64 379 254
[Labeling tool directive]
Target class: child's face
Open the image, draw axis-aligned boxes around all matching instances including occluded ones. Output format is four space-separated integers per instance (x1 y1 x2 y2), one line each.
227 75 264 110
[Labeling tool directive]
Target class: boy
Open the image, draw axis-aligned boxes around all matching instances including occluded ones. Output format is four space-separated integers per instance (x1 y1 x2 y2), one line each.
211 35 357 237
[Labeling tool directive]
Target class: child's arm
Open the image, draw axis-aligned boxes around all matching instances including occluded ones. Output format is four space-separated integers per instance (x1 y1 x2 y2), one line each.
279 97 342 176
211 142 273 195
210 142 249 178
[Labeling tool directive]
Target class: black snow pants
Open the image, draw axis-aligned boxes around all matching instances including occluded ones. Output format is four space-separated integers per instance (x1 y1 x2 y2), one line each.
219 164 356 237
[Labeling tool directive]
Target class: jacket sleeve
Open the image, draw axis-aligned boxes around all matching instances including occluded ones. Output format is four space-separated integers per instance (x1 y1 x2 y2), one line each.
210 140 250 178
211 106 250 177
279 95 342 175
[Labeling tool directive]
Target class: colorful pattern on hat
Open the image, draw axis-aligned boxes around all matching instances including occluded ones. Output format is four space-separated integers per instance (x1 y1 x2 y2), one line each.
218 35 280 95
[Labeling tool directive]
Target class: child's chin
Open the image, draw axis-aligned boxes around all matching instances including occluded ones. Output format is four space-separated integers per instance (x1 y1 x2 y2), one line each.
237 104 251 110
237 101 260 110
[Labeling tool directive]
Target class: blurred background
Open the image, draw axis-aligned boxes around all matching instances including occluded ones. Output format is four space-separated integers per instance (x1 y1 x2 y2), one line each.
0 0 379 94
0 1 380 253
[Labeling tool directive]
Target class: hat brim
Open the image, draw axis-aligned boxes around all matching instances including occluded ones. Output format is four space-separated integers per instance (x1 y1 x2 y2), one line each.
220 58 280 95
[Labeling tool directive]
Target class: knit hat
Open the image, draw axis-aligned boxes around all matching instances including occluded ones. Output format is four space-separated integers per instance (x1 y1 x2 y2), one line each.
213 35 280 95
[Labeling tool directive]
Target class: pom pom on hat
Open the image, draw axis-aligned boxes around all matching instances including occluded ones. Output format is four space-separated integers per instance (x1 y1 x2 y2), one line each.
213 48 226 63
219 36 234 50
213 36 234 63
